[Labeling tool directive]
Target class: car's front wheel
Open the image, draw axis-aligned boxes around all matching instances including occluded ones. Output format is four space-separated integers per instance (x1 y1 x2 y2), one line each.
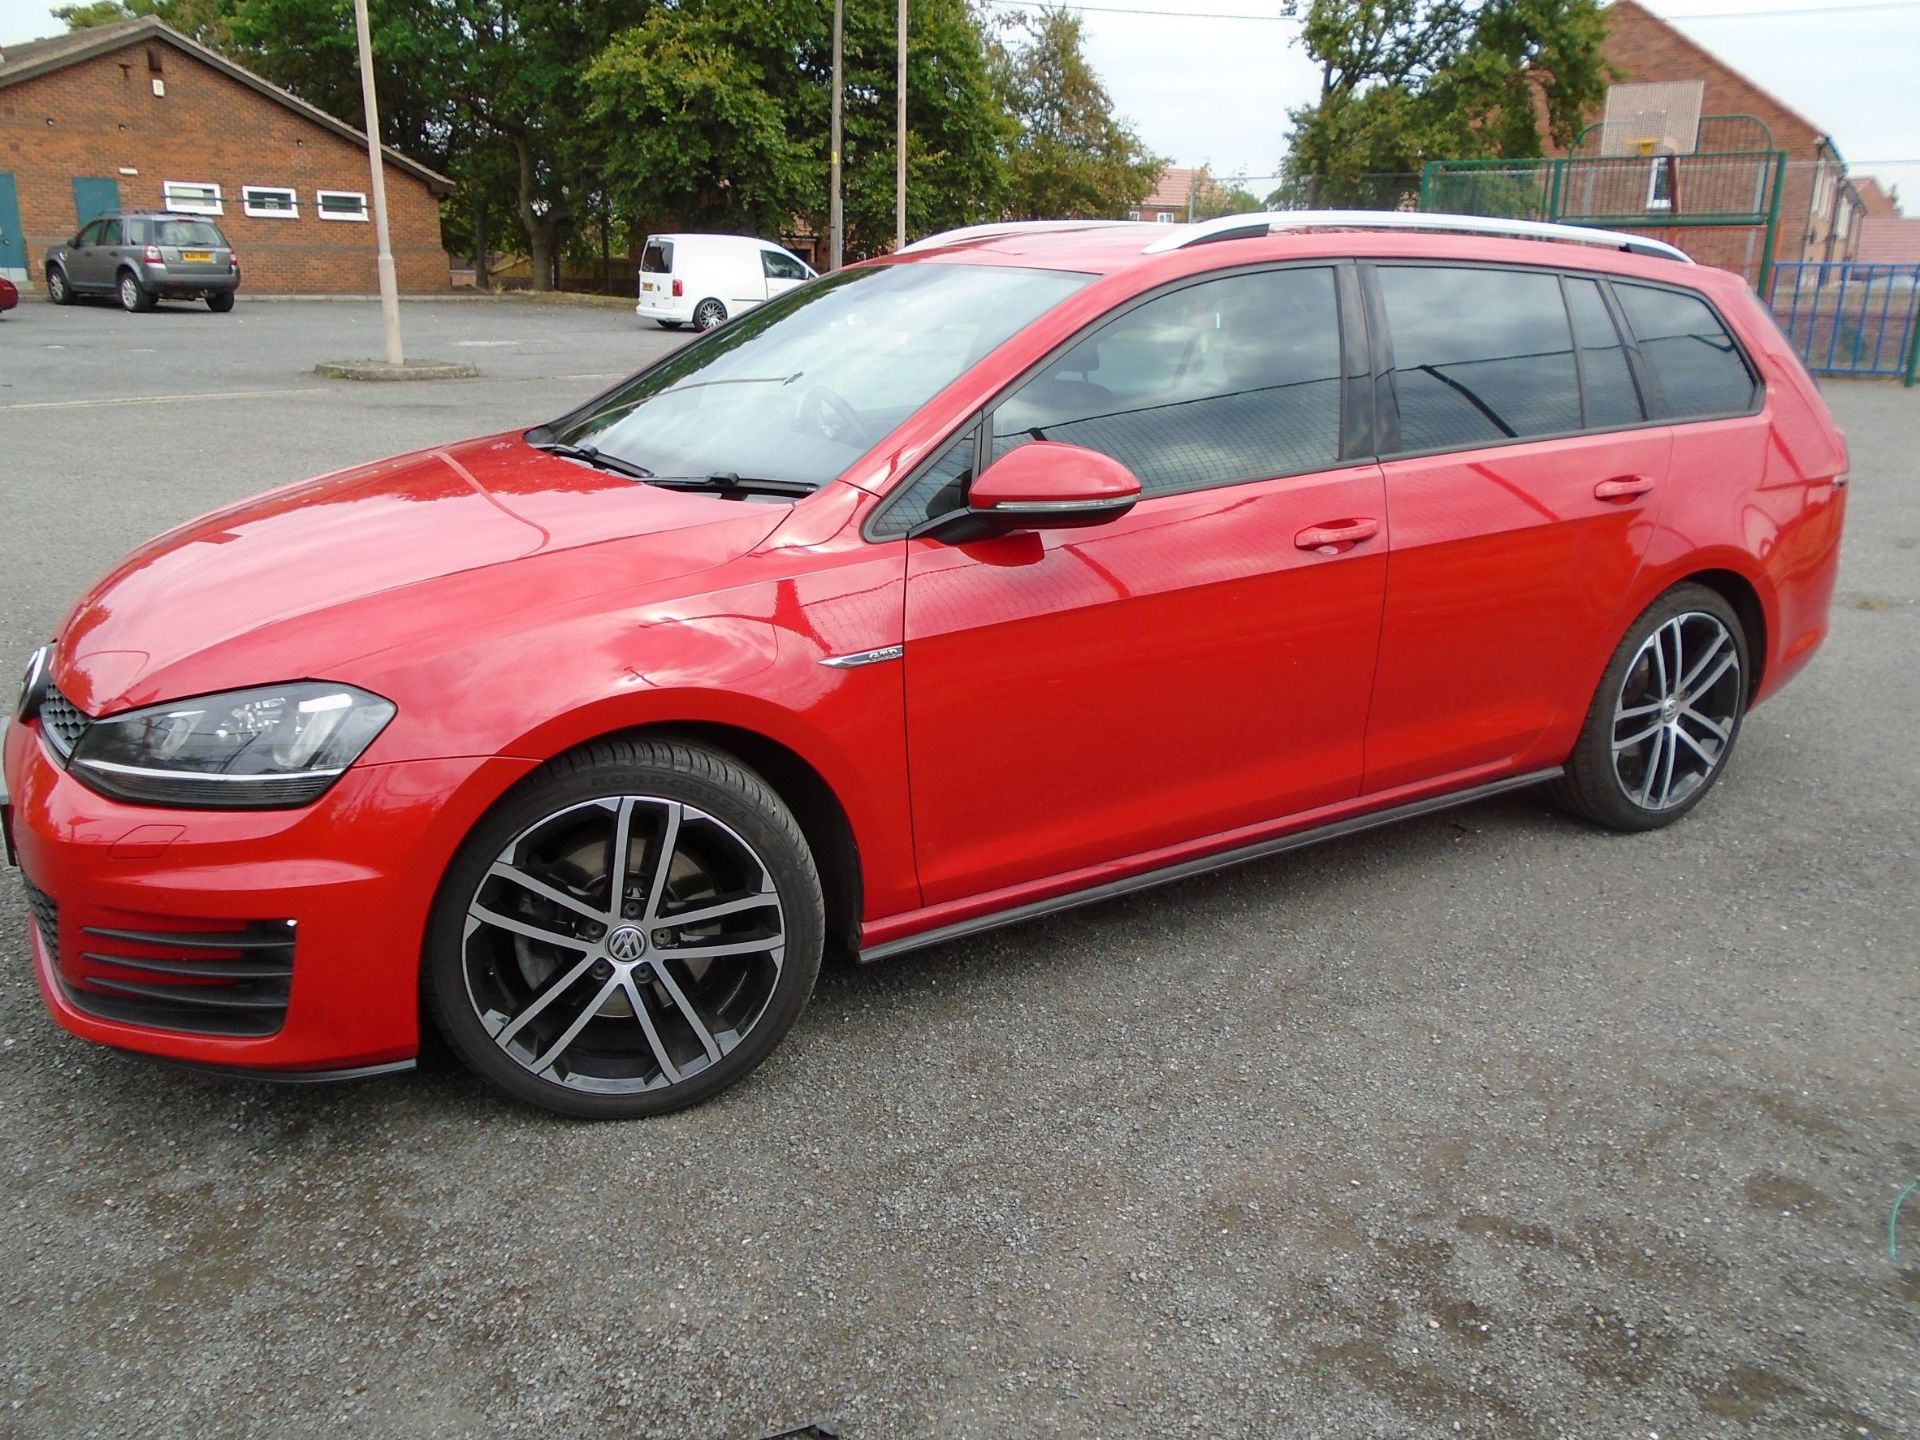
118 271 156 313
1554 583 1750 831
46 266 73 305
425 738 824 1118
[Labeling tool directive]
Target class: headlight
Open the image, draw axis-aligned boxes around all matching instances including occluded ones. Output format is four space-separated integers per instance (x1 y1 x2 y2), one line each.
67 682 395 809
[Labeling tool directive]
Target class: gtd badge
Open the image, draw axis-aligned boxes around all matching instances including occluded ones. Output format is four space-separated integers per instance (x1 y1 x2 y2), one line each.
14 644 51 724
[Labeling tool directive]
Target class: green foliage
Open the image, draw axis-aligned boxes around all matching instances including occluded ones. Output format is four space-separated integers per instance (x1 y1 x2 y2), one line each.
1280 0 1613 196
1192 170 1264 220
987 5 1164 220
585 0 1009 257
55 0 231 45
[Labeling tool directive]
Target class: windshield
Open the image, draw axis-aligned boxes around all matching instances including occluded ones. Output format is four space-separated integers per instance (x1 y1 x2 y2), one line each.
546 262 1093 490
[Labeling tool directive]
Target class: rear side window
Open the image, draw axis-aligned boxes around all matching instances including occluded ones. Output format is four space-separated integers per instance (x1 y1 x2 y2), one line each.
991 266 1344 496
1378 266 1580 452
153 220 224 248
641 241 674 274
1614 284 1758 419
1565 278 1644 428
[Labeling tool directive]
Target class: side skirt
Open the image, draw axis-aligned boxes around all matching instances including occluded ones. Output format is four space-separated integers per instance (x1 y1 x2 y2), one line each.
858 767 1562 964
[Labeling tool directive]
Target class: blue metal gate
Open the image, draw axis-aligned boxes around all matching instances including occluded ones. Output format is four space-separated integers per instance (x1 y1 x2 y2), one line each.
1767 261 1920 384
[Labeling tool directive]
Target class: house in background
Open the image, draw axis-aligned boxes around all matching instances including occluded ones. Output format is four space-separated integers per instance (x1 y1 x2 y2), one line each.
1855 178 1920 264
1126 167 1236 224
1549 0 1864 281
0 16 451 294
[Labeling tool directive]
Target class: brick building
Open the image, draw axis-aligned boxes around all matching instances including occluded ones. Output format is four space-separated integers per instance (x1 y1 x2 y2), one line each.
0 17 451 295
1556 0 1860 281
1125 168 1236 225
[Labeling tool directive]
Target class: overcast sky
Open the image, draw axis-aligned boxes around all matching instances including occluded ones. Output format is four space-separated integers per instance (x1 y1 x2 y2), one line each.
2 0 1914 209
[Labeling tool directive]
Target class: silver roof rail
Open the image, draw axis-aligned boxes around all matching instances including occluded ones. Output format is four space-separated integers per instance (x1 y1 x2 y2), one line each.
1140 209 1693 264
897 220 1131 254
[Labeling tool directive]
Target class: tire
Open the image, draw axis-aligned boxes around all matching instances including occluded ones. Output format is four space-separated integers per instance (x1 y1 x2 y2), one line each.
1553 583 1750 832
46 267 74 305
206 291 235 313
424 737 825 1118
118 271 156 313
655 319 685 330
692 298 726 331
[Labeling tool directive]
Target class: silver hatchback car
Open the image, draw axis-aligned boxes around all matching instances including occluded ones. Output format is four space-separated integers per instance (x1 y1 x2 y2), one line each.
45 211 239 313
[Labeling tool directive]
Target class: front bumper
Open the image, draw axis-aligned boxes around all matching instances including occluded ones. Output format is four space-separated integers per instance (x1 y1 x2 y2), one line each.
4 717 534 1074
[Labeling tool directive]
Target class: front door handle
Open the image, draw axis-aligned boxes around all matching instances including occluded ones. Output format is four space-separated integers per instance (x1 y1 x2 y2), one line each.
1594 475 1656 501
1295 517 1379 554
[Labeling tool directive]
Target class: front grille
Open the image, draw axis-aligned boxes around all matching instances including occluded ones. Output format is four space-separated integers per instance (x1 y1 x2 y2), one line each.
37 686 88 760
65 920 296 1038
20 877 58 953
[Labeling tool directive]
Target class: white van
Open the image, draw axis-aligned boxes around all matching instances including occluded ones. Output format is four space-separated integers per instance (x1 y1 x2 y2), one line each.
635 233 817 331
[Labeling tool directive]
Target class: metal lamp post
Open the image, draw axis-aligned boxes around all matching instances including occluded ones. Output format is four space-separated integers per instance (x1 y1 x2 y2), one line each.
353 0 404 365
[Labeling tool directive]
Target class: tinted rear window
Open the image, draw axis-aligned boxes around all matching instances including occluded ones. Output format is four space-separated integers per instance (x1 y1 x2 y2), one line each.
154 220 225 248
1379 266 1581 451
1614 284 1758 419
1565 278 1644 428
641 241 674 273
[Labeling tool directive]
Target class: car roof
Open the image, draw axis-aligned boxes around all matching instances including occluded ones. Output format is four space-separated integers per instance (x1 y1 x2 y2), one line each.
888 215 1716 291
650 233 786 249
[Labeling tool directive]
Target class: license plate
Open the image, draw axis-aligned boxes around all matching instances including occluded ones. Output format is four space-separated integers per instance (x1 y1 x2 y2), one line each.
642 282 657 293
182 250 213 263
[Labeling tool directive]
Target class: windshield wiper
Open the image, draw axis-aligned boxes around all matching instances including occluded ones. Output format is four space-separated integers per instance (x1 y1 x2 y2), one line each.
530 440 654 480
647 473 816 498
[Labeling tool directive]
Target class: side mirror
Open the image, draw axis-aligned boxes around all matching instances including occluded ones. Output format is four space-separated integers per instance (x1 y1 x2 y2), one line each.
961 441 1141 534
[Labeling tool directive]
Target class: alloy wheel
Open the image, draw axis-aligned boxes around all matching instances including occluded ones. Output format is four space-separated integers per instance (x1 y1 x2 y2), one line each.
47 269 68 303
460 795 787 1095
1610 610 1742 811
694 299 726 331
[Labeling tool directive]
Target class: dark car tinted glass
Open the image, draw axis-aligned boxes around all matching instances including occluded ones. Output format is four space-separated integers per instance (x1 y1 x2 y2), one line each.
1565 278 1644 428
763 249 809 281
1379 266 1581 452
991 267 1343 495
153 220 226 248
871 429 976 538
641 241 674 274
1615 283 1758 419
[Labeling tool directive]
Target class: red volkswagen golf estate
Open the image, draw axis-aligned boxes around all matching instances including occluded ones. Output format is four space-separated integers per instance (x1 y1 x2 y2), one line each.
4 213 1848 1117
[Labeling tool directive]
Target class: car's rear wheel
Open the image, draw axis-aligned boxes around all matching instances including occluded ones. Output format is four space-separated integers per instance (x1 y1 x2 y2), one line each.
206 292 235 313
424 738 824 1118
46 267 73 305
655 319 684 330
1554 583 1749 831
693 298 726 331
118 271 155 313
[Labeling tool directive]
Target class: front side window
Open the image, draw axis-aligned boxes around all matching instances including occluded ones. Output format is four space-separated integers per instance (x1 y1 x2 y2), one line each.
762 249 808 281
75 220 104 246
1378 265 1581 452
1614 283 1758 419
551 262 1091 491
989 267 1344 497
162 181 223 215
871 428 977 538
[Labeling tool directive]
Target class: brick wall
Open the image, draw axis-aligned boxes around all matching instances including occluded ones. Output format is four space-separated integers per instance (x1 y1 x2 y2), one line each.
0 38 449 293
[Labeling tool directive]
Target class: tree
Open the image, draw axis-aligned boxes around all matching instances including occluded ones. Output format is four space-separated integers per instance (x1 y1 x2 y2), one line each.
1191 168 1264 220
584 0 1010 257
987 5 1164 221
1280 0 1611 196
54 0 232 46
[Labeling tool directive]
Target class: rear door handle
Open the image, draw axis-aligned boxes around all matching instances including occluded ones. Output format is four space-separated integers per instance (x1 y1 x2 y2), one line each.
1295 517 1379 553
1594 475 1656 501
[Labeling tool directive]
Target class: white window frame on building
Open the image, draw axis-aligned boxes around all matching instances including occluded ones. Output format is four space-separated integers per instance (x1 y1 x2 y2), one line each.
162 181 224 215
316 190 370 222
241 185 298 219
1127 210 1141 221
1645 158 1674 213
1156 212 1174 224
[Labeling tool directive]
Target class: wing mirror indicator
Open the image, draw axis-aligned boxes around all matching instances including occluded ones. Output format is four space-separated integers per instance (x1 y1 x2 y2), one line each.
928 441 1140 540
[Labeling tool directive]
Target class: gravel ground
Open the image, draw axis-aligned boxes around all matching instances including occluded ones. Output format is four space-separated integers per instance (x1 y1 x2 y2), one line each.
0 298 1915 1439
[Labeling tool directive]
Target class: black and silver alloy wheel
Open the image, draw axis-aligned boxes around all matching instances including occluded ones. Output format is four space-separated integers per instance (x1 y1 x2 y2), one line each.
1610 611 1741 812
1554 582 1750 832
427 739 823 1117
46 267 72 305
118 272 154 312
693 298 727 331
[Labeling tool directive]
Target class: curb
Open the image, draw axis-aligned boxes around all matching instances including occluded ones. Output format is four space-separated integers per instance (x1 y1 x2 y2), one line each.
313 358 480 382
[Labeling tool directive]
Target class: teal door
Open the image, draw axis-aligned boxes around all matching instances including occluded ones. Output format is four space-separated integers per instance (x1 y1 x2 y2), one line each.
72 176 120 226
0 173 24 277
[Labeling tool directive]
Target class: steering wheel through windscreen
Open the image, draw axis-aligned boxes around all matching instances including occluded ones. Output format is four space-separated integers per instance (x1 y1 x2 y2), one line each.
799 385 872 449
